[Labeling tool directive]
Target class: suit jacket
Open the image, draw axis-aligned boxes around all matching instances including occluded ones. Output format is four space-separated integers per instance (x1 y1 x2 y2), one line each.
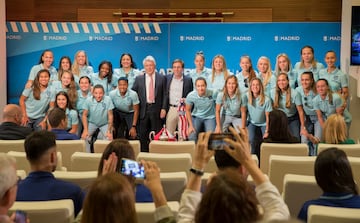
132 72 167 119
165 74 193 110
0 122 33 140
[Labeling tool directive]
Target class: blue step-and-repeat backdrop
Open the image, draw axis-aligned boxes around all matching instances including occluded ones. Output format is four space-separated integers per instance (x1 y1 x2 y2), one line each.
6 22 341 104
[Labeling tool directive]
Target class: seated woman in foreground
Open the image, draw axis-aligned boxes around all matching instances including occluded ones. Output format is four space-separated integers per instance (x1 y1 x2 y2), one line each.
176 127 290 223
298 147 360 221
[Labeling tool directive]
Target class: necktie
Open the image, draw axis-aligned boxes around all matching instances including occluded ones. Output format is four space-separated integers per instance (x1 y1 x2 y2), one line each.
149 75 154 103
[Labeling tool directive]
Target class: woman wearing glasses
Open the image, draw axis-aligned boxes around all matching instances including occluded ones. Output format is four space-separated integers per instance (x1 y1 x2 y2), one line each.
236 55 257 94
296 71 321 155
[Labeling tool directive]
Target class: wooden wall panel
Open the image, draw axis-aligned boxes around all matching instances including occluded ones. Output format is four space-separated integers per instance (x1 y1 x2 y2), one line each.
5 0 342 22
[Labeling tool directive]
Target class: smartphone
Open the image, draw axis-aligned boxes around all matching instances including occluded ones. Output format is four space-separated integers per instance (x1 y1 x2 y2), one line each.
15 210 27 223
208 133 234 150
120 158 145 179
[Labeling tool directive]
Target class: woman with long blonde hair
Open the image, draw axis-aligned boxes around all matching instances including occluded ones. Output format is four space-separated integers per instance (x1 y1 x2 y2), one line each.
323 114 355 144
256 56 276 96
207 54 232 99
71 50 94 86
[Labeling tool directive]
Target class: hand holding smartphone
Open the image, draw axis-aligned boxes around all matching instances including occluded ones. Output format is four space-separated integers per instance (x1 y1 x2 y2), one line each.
120 158 145 179
208 133 235 150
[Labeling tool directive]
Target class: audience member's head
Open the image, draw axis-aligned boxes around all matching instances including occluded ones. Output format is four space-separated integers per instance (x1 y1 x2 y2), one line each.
24 131 57 172
0 153 17 215
214 150 248 177
97 139 135 175
315 147 358 195
47 107 67 129
267 109 298 142
323 114 348 144
81 173 137 223
195 168 260 223
2 104 23 125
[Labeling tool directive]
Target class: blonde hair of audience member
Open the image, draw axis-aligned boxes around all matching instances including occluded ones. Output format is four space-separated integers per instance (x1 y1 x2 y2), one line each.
211 54 229 83
72 50 90 77
274 53 292 75
247 77 266 106
81 173 137 223
323 114 349 144
273 73 291 109
299 45 318 69
0 154 17 202
257 56 273 88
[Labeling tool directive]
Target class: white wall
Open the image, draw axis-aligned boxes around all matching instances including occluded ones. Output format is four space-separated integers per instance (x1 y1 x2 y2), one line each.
341 0 360 141
0 0 6 119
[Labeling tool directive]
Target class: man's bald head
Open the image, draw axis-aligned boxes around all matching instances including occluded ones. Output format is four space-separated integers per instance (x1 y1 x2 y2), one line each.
2 104 22 125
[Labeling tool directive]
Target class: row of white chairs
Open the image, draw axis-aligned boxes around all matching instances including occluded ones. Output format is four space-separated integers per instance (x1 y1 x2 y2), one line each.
9 199 180 223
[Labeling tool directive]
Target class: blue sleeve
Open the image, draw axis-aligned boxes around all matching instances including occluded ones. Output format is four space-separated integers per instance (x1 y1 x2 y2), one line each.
215 92 223 105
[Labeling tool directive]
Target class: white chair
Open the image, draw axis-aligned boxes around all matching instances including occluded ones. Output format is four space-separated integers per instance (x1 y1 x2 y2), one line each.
70 152 102 171
7 151 65 173
149 141 195 156
260 143 309 174
9 199 74 223
53 171 98 190
94 140 141 158
56 140 86 169
268 155 316 193
136 201 179 223
308 205 360 223
0 139 25 153
137 152 192 175
282 174 322 217
318 144 360 157
17 170 27 179
160 172 187 201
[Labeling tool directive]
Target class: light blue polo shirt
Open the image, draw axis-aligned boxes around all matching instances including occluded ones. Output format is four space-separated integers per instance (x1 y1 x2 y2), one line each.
22 86 55 119
285 70 298 89
65 108 79 129
257 72 276 97
51 81 68 94
245 95 272 126
216 92 246 117
188 67 211 87
186 89 215 119
113 68 142 89
318 68 348 92
90 73 113 95
312 93 343 119
109 89 139 113
294 62 324 84
83 95 114 126
295 86 317 116
270 88 302 117
28 64 58 83
76 90 91 116
74 66 94 87
236 71 258 95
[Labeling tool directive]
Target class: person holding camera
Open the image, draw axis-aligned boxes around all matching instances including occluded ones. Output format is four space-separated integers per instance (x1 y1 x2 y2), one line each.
176 127 290 223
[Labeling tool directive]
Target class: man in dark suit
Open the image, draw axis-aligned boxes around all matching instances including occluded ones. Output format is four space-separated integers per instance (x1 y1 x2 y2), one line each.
132 55 167 152
165 59 193 135
0 104 32 139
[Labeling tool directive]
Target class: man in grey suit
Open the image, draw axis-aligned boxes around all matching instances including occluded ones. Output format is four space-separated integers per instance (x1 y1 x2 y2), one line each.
132 55 167 152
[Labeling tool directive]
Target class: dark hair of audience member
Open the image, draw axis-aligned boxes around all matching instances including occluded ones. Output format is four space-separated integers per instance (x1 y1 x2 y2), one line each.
267 109 297 142
195 169 260 223
24 131 56 163
81 173 137 223
47 107 66 128
315 147 358 195
97 139 135 176
214 150 241 170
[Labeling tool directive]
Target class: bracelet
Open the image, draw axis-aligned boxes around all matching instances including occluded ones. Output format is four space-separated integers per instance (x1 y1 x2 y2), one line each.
189 167 204 176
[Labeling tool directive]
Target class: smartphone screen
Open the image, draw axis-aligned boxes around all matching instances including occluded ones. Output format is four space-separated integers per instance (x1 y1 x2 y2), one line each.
208 133 234 150
120 158 145 179
15 210 27 223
